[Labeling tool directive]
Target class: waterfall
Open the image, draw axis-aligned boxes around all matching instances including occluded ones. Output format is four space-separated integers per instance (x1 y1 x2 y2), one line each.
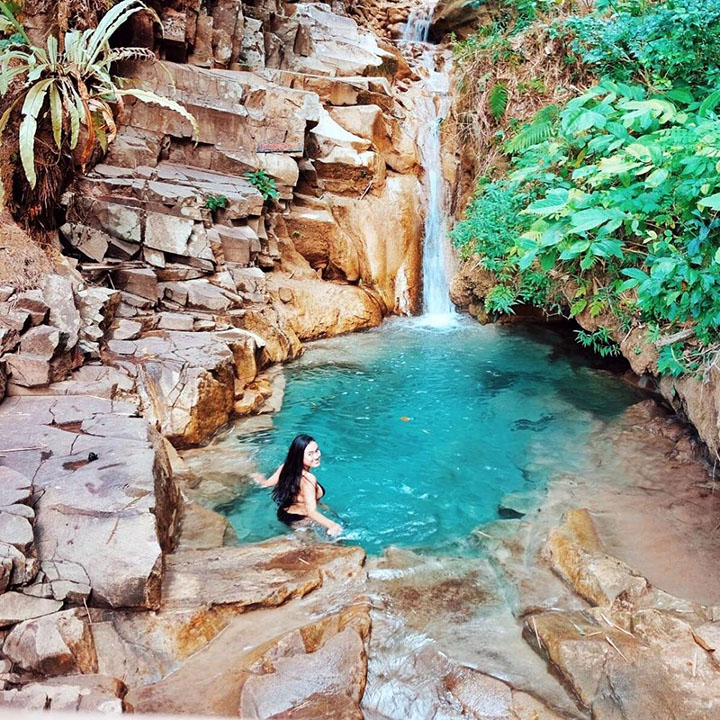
402 4 456 322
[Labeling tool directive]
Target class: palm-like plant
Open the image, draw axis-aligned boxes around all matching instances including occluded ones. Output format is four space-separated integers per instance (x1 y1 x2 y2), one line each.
0 0 197 189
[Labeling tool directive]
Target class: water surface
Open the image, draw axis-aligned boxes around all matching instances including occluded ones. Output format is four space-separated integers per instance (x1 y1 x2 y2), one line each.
222 317 646 553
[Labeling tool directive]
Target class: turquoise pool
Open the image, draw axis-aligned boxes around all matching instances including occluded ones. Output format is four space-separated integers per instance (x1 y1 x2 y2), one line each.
221 317 646 554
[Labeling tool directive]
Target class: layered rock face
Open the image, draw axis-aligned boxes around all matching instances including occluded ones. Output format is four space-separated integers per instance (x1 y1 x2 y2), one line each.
60 0 424 348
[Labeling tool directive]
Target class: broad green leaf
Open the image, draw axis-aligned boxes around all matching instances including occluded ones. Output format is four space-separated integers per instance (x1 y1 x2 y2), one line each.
568 208 614 233
570 298 587 316
596 155 642 175
698 193 720 211
559 239 590 259
523 188 569 217
48 83 63 149
645 168 669 187
622 268 650 281
19 78 52 188
714 248 720 264
700 90 720 116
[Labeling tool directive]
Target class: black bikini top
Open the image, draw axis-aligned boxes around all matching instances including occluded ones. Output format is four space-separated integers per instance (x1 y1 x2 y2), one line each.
316 481 326 500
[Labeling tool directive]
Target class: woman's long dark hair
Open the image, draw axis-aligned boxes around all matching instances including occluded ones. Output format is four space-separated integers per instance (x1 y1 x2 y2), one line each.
272 434 315 509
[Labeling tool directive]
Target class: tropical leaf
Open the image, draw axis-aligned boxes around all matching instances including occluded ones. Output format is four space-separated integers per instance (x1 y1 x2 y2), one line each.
19 79 53 188
48 83 63 149
506 120 554 153
488 82 508 121
117 88 198 138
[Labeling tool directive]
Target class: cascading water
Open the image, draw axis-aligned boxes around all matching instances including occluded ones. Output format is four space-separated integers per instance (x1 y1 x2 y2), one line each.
403 3 456 322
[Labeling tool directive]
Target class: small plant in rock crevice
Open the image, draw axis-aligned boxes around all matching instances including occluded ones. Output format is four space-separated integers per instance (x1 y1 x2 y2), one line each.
243 169 279 201
204 193 227 212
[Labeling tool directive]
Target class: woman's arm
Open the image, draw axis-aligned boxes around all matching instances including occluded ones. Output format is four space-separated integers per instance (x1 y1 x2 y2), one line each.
301 478 342 536
251 464 283 487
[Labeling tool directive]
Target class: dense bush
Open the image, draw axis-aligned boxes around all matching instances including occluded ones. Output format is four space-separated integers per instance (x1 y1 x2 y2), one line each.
563 0 720 88
453 81 720 374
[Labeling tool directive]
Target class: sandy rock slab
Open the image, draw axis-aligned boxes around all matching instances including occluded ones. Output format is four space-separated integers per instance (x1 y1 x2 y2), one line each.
0 674 126 711
89 538 367 693
0 395 181 609
527 508 720 720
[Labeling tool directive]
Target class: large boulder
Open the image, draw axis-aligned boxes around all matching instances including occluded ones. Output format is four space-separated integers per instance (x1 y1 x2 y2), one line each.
3 608 98 675
129 332 237 447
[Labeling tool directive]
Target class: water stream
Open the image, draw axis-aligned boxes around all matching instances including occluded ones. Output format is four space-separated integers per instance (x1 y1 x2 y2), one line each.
403 2 456 320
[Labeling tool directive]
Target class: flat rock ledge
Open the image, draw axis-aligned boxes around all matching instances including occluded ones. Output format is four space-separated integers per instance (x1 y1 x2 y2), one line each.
527 508 720 720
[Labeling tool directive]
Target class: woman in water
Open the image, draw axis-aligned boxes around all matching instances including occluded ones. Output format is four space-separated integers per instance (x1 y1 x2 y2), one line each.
256 434 343 537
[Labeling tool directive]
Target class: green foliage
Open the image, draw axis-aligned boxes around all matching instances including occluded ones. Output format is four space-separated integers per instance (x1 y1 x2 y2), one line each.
563 0 720 89
575 328 620 357
488 82 509 120
453 80 720 370
0 0 197 189
505 104 559 152
204 194 227 211
244 169 279 200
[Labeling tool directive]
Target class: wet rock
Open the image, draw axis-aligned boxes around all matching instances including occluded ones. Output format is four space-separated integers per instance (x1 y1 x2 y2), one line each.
498 491 539 519
0 674 126 711
3 608 98 675
444 666 567 720
177 501 236 550
545 509 648 607
162 539 365 610
0 592 62 627
525 606 720 720
122 549 368 713
239 627 367 719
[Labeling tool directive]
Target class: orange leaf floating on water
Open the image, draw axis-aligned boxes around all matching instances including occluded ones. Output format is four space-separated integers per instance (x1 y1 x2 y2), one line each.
400 416 411 422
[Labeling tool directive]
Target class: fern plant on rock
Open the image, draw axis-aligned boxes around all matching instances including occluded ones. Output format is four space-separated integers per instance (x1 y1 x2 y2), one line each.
0 0 197 228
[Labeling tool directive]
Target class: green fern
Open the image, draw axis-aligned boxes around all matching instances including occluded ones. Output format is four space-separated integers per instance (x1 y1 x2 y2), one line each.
488 82 509 121
505 104 559 153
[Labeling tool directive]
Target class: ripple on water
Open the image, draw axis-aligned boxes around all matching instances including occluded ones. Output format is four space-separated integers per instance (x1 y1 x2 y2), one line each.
221 317 648 554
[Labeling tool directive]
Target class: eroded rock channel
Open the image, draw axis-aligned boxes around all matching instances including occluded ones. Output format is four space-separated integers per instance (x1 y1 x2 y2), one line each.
0 0 720 718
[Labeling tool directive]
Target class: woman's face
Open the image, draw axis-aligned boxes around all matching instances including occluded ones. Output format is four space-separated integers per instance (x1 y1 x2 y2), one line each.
303 441 321 468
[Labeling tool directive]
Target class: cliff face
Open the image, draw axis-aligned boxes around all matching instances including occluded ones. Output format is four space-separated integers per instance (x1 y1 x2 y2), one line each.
62 0 426 341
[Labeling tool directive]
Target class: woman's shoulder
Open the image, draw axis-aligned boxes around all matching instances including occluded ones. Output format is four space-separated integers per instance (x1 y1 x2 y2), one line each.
301 471 317 483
